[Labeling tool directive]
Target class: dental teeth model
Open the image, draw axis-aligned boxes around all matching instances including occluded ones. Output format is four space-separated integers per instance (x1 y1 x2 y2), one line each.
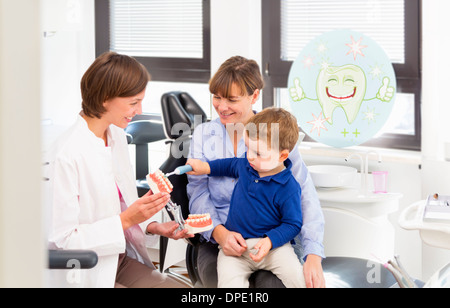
147 170 212 234
184 214 213 234
146 170 173 194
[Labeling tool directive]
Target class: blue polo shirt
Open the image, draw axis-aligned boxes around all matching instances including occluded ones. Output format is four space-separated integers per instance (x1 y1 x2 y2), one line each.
208 156 302 249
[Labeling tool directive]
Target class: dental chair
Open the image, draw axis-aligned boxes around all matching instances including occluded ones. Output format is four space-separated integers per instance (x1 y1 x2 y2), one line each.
158 91 207 274
48 250 98 270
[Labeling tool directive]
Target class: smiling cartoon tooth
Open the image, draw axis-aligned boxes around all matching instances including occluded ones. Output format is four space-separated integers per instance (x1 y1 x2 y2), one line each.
316 64 366 125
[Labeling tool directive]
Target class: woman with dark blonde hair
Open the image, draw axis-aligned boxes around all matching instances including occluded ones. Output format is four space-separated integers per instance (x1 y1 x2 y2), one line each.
187 56 326 288
47 52 192 288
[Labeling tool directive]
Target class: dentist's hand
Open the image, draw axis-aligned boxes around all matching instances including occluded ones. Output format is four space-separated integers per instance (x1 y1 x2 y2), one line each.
146 221 194 240
120 190 170 230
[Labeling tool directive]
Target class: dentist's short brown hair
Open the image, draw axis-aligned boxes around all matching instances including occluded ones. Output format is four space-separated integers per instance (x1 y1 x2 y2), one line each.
81 52 151 119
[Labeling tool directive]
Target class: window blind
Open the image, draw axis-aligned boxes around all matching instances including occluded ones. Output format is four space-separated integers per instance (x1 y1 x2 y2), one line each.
281 0 405 63
110 0 203 58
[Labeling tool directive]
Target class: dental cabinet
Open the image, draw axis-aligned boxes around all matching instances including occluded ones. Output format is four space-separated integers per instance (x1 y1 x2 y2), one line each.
318 182 402 262
308 160 403 262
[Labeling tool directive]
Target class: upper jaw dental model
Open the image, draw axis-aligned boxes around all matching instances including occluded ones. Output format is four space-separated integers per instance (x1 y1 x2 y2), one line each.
147 169 173 194
146 170 212 234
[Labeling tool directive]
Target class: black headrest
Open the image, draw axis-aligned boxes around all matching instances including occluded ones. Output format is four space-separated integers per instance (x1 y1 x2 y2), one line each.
161 92 207 139
124 117 166 145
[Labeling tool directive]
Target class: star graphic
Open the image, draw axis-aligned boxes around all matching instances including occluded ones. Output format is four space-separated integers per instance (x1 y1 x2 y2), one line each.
317 42 328 54
363 107 379 124
307 112 330 137
369 63 384 80
303 55 315 69
320 57 333 70
346 36 368 61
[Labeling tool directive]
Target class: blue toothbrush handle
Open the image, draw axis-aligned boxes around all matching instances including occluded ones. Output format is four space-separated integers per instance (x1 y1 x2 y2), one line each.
175 165 193 175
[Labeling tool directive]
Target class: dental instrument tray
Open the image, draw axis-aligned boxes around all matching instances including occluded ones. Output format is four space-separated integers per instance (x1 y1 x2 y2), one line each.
423 194 450 223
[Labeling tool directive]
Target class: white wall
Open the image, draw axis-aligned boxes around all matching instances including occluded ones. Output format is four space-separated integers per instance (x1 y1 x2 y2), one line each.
210 0 263 113
420 0 450 280
210 0 262 71
0 0 45 287
41 0 96 150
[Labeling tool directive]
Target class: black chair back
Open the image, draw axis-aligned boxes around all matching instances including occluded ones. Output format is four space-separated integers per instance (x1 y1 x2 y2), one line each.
124 115 166 197
159 91 207 272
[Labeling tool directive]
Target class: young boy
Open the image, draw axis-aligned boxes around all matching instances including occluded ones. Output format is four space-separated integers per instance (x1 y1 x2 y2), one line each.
187 108 305 288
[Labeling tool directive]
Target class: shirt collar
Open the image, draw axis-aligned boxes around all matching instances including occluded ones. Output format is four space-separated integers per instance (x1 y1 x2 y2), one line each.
245 155 293 184
77 114 114 148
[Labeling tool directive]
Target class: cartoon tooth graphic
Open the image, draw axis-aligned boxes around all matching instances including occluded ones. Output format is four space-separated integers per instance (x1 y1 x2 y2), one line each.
316 64 366 125
287 30 397 148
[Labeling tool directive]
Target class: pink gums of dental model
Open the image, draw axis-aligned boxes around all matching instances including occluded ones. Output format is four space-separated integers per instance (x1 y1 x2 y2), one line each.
147 170 173 194
184 214 213 234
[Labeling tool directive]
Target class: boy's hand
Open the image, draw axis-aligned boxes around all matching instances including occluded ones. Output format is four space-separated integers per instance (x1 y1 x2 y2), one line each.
186 159 211 175
249 237 272 263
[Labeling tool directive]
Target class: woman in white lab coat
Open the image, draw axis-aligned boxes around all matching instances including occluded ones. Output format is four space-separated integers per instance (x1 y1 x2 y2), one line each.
47 52 192 288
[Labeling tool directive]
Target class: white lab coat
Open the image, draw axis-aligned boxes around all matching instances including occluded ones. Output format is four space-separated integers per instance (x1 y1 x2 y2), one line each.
46 115 158 288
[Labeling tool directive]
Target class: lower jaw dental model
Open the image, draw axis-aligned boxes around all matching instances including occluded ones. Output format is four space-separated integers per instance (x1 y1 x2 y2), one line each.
147 170 212 234
184 214 213 234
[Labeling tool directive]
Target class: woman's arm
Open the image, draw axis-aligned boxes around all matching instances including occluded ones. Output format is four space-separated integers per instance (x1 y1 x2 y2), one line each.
289 148 326 288
289 148 325 259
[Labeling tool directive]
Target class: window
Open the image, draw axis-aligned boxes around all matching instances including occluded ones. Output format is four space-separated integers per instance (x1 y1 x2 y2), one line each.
95 0 211 83
262 0 421 150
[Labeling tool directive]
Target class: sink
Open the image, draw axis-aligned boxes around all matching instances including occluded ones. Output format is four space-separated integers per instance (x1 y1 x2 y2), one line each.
308 165 357 188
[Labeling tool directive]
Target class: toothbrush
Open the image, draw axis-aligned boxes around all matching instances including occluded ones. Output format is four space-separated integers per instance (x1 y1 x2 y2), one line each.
165 165 193 177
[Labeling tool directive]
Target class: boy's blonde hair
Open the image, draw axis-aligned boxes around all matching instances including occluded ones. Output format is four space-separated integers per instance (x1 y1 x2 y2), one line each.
245 108 299 152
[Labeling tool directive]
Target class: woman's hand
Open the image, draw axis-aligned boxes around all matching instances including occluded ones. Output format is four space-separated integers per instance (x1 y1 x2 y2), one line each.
120 190 170 230
303 254 326 288
213 225 247 257
146 221 194 240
